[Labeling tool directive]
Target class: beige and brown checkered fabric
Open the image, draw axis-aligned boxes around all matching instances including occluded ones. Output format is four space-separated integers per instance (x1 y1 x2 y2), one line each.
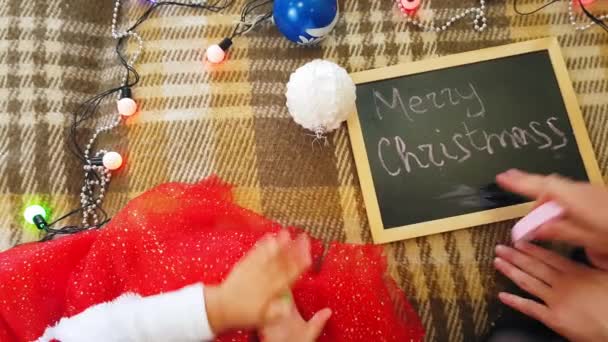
1 0 607 340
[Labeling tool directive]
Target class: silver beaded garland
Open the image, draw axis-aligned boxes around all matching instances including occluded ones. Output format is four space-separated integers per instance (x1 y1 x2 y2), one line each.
112 0 145 86
80 116 120 226
78 0 138 226
568 1 608 31
398 0 488 33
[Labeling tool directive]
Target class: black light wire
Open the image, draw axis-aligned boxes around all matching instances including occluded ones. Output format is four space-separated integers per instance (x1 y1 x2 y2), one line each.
513 0 560 16
41 0 237 241
230 0 273 39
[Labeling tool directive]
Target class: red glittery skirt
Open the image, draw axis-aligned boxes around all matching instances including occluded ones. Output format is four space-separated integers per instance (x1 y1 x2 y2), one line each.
0 178 424 341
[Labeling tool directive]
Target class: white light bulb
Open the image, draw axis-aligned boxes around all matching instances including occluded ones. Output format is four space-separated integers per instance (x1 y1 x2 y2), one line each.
206 44 226 64
103 152 123 170
117 97 137 116
24 205 46 224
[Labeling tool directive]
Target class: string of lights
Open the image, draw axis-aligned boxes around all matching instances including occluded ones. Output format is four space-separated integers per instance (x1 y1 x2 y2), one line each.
25 0 274 241
205 0 273 63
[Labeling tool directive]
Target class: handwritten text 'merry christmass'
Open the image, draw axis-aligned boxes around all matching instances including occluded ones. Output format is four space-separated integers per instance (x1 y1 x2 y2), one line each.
372 83 568 177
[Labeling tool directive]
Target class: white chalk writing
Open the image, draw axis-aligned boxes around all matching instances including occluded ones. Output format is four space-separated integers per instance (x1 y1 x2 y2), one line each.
372 82 486 122
377 117 569 176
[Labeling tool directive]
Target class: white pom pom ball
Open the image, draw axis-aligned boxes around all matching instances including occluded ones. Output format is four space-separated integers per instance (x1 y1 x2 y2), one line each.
286 60 356 135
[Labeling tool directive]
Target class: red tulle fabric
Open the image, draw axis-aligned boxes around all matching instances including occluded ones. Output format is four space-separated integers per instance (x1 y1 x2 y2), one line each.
0 178 424 342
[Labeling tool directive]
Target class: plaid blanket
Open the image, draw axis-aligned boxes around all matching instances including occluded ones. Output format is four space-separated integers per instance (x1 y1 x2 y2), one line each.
1 0 607 340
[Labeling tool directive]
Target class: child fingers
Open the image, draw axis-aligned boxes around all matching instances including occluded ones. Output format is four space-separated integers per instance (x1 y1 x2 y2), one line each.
255 231 297 266
495 245 559 285
254 234 281 261
494 257 550 300
293 234 312 269
306 308 332 341
264 298 294 323
276 230 291 248
279 234 312 285
514 241 579 272
265 235 312 293
498 292 553 326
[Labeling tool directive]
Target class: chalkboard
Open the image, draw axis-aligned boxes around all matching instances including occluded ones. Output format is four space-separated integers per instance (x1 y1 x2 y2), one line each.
347 38 603 244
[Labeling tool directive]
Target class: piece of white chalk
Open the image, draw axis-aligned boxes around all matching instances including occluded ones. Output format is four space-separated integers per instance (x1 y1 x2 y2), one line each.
512 201 565 242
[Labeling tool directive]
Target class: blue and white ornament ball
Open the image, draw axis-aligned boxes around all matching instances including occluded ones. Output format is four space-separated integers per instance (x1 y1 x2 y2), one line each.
273 0 339 45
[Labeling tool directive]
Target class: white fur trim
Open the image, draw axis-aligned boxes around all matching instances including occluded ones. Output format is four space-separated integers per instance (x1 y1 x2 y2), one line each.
37 283 214 342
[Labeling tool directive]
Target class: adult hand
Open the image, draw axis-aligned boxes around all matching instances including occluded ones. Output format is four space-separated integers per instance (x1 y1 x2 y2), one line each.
494 241 608 342
205 230 312 334
496 169 608 267
260 299 332 342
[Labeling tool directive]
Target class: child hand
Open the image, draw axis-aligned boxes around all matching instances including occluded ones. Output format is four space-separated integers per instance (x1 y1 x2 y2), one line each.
497 169 608 268
205 231 312 334
494 241 608 342
260 299 332 342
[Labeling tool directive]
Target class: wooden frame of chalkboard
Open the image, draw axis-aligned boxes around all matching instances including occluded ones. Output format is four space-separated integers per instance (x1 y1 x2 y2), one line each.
347 38 603 244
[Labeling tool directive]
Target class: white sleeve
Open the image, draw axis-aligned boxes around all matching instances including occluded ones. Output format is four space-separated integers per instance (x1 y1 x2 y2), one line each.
37 283 215 342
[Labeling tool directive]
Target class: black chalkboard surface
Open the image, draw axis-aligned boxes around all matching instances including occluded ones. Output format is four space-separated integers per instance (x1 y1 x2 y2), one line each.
347 38 602 244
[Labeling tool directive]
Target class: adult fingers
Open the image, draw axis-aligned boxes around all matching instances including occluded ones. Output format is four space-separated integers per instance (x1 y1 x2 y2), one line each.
494 257 550 300
497 170 607 231
306 308 332 341
514 241 579 273
495 245 560 286
496 169 573 201
533 220 592 250
498 292 553 327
